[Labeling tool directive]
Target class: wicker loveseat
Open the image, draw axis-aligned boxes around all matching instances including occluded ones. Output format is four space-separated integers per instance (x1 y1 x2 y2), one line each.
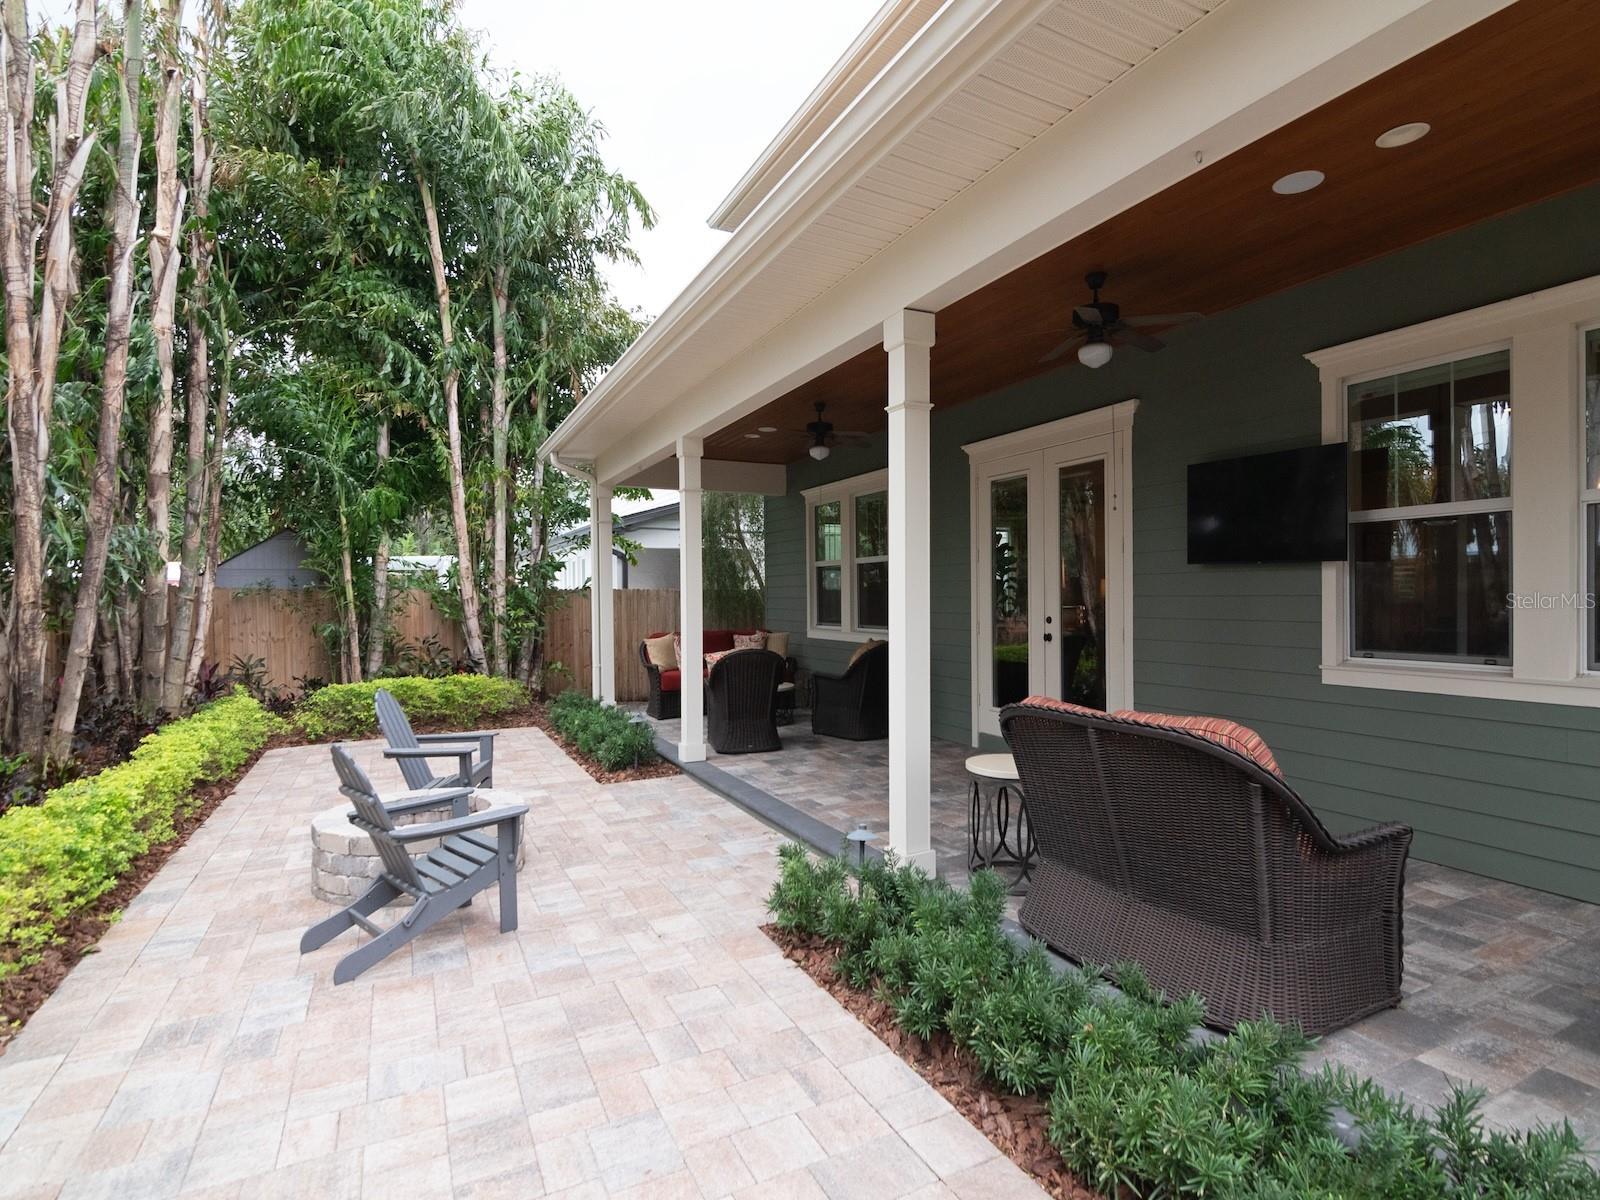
810 641 888 741
1000 697 1412 1035
639 629 791 719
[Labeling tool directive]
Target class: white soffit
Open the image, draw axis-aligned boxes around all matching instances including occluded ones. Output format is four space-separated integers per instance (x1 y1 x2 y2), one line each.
555 0 1221 463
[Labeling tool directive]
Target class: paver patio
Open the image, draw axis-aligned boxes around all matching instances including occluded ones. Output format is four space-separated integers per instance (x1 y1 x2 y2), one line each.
0 729 1046 1200
640 707 1600 1148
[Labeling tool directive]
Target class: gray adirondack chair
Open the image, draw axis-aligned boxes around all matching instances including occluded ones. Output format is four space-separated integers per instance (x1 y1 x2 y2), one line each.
375 687 495 790
301 745 527 984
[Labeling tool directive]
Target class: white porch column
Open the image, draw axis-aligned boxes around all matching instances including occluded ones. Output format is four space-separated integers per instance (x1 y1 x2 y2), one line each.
589 483 615 704
676 437 707 762
884 310 937 874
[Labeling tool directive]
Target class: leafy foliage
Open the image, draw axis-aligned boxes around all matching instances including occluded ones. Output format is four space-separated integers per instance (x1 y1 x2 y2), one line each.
545 691 658 771
0 692 284 975
293 675 528 740
767 846 1600 1199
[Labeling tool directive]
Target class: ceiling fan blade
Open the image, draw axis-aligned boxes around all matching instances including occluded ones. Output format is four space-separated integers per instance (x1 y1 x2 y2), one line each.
1073 305 1106 325
1040 333 1087 363
1121 311 1204 328
1113 329 1167 353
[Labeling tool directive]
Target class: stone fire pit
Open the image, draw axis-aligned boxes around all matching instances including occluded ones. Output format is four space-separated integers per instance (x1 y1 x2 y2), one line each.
311 789 528 904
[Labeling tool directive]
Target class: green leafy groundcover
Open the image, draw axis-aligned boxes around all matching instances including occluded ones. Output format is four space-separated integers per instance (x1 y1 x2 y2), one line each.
0 690 284 976
768 846 1600 1200
294 675 529 739
546 691 658 772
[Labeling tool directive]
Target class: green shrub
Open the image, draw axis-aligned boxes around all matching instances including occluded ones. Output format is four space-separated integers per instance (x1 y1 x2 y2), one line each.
767 845 1600 1199
0 690 283 975
294 674 528 739
543 691 658 771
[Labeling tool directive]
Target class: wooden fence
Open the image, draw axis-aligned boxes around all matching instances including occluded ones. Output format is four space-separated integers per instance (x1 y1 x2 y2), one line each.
543 588 682 702
202 585 700 700
204 587 463 689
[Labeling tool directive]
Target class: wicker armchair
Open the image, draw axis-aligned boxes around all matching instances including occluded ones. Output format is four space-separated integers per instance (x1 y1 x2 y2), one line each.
810 641 888 741
707 649 785 754
639 640 681 719
1001 698 1411 1035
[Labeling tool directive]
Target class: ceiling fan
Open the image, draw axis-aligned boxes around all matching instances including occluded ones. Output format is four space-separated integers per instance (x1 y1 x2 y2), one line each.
793 402 872 461
1041 271 1204 368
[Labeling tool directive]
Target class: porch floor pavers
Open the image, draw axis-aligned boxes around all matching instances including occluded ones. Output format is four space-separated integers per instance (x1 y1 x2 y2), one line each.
0 729 1045 1200
640 707 1600 1148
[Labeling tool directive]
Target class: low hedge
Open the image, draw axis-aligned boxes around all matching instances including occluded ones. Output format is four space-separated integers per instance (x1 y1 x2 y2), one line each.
0 690 283 975
546 691 658 771
294 674 528 739
769 847 1600 1199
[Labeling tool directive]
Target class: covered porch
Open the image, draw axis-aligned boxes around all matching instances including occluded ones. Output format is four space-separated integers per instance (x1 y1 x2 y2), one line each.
635 706 1600 1142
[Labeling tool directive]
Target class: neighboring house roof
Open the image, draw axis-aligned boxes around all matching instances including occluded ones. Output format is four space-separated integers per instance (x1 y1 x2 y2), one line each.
553 501 680 550
215 529 322 589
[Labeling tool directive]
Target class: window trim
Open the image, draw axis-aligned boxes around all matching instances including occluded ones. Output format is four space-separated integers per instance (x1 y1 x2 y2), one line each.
803 468 888 642
1309 273 1600 706
1581 321 1600 673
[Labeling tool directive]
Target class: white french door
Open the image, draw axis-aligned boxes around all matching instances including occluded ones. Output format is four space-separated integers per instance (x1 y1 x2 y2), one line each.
970 405 1135 739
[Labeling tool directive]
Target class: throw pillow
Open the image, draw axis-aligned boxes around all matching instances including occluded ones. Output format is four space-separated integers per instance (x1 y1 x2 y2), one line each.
703 649 734 672
642 633 677 670
733 632 767 650
764 630 789 658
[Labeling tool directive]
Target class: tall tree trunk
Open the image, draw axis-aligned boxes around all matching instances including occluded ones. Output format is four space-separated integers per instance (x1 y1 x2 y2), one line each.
337 501 363 685
185 348 230 692
415 168 486 669
137 0 185 714
163 6 216 711
2 0 43 758
489 261 509 677
97 611 119 702
527 389 550 694
364 416 390 678
49 1 143 762
2 0 99 759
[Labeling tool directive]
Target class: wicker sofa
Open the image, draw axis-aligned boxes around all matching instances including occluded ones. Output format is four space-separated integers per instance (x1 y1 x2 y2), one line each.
1000 697 1412 1035
639 629 791 719
810 641 888 741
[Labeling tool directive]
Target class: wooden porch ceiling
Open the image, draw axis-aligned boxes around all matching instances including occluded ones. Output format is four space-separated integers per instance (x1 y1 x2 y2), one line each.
703 0 1600 465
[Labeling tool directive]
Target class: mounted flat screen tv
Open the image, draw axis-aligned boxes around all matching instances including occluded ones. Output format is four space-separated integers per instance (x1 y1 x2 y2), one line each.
1187 443 1347 564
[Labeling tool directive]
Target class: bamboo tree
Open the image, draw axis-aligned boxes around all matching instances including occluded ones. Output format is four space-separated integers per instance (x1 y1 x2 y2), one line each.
50 1 145 762
138 0 187 714
163 0 221 711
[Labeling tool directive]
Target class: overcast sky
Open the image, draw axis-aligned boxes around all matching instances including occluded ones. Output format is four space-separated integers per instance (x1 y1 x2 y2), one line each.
459 0 880 322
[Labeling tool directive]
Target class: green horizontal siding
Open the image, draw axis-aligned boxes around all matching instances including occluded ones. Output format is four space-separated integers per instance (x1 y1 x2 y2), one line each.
762 180 1600 902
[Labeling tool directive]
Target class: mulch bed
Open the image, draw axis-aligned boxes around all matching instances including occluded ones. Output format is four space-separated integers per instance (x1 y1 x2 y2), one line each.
763 924 1102 1200
521 702 679 785
0 743 272 1052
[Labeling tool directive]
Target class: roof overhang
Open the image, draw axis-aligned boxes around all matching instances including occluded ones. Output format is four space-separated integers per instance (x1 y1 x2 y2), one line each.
542 0 1513 488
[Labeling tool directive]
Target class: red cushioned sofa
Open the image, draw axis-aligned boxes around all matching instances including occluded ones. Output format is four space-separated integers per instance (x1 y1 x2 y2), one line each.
640 630 789 719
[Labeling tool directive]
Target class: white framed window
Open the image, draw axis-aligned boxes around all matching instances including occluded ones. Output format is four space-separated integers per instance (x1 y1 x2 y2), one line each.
804 469 887 640
1309 273 1600 707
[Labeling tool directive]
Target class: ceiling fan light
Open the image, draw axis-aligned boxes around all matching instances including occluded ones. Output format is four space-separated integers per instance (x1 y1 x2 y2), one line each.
809 443 831 461
1078 340 1114 369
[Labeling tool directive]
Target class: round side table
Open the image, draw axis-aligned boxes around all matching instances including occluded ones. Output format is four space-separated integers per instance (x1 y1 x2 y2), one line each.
965 752 1036 893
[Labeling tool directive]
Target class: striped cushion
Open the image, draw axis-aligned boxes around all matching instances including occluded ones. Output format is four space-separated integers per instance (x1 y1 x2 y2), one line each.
1015 696 1284 778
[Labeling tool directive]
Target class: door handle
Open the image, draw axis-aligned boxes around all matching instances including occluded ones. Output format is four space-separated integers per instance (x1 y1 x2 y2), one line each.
1042 633 1053 643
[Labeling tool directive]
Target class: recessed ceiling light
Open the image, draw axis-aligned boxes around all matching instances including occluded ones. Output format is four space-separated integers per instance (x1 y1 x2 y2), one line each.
1272 169 1325 195
757 425 777 433
744 432 761 439
1375 121 1430 149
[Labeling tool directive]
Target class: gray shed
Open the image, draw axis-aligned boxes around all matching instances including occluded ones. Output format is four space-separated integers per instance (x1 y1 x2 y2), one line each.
214 531 323 589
